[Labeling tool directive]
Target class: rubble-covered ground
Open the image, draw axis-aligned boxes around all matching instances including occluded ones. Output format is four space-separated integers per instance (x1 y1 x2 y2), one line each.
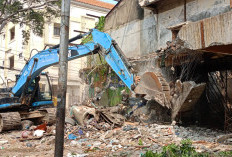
0 121 232 157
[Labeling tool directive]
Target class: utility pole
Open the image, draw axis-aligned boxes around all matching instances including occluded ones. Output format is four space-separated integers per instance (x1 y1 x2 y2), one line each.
54 0 71 156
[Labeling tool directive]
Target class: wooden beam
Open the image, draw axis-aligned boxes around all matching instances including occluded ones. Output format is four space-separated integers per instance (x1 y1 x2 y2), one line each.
200 21 205 48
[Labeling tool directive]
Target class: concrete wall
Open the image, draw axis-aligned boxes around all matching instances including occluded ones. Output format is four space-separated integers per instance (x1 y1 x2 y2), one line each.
104 0 231 58
104 0 145 31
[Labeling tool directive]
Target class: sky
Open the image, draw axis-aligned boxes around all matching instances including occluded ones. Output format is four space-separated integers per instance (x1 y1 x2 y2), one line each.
99 0 118 4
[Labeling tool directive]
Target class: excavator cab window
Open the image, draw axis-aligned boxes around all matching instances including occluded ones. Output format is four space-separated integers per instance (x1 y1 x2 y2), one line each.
38 74 52 101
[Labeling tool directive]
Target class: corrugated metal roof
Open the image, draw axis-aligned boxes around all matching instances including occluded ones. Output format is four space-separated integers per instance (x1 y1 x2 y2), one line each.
178 11 232 54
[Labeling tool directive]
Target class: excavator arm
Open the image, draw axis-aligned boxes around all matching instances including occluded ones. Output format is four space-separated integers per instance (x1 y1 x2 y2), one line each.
11 29 134 98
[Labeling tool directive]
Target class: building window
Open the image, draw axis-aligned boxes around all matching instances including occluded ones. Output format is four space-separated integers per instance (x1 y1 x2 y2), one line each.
172 30 179 41
53 23 60 36
9 56 14 69
10 27 15 41
19 53 23 59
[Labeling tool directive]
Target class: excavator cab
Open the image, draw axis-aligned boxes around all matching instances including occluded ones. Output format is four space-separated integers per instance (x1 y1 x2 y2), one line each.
20 72 53 108
28 72 53 107
38 73 53 101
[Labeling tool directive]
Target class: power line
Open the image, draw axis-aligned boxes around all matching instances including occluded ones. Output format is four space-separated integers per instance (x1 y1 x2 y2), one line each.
0 47 24 54
0 58 26 63
0 66 21 71
0 46 37 61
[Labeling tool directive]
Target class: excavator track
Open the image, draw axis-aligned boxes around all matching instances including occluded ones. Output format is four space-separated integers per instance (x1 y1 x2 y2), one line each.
39 108 56 125
135 72 171 108
0 112 21 132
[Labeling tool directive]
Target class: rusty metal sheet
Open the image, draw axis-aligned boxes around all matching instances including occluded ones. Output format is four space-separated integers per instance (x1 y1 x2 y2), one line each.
178 22 202 49
178 11 232 54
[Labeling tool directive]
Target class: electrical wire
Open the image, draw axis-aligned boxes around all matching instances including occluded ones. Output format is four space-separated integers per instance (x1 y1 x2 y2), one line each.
0 46 23 54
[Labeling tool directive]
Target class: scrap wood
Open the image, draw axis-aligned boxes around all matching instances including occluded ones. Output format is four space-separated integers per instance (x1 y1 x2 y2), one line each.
124 121 138 126
148 137 157 143
100 112 112 124
84 148 97 153
113 127 122 131
19 136 42 141
97 108 125 127
102 112 124 126
135 145 150 148
193 140 215 144
193 141 219 149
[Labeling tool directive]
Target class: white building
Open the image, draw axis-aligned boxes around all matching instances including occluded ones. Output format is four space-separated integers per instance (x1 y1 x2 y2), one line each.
0 0 114 107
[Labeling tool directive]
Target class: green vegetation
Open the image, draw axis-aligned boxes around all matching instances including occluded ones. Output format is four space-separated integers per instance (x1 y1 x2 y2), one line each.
142 139 232 157
96 16 105 31
81 16 105 44
0 0 61 43
81 16 130 106
107 86 130 106
138 138 144 146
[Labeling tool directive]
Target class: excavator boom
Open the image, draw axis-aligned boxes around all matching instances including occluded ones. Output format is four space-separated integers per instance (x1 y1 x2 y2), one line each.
11 29 134 97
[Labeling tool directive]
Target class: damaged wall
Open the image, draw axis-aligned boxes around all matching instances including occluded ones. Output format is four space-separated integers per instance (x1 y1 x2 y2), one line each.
104 0 231 58
157 0 231 48
103 0 232 128
104 0 158 58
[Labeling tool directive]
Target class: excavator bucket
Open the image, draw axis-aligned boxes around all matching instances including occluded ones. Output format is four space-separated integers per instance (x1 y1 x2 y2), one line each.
134 72 171 108
134 72 206 121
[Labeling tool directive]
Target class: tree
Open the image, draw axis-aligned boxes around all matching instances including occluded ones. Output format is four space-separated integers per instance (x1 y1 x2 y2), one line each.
0 0 61 43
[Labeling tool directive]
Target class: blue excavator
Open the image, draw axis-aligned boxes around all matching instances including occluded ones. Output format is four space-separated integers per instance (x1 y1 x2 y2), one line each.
0 29 205 132
0 29 137 132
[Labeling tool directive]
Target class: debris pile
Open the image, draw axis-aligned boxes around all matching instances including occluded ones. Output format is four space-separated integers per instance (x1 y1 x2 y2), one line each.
63 121 232 156
69 104 125 131
20 122 55 141
0 104 232 156
61 103 232 156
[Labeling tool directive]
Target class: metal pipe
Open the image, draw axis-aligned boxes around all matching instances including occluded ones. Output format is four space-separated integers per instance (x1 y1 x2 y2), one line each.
74 30 87 34
184 0 186 22
54 0 71 156
86 13 100 19
51 31 90 49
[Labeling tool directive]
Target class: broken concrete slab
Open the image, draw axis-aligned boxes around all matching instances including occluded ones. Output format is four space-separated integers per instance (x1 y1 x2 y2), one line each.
71 106 96 126
171 81 206 120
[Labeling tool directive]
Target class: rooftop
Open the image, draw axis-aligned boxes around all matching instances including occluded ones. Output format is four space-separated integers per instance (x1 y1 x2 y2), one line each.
75 0 115 9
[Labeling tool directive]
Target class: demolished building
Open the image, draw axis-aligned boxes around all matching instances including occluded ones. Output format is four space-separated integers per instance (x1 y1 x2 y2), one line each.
103 0 232 131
